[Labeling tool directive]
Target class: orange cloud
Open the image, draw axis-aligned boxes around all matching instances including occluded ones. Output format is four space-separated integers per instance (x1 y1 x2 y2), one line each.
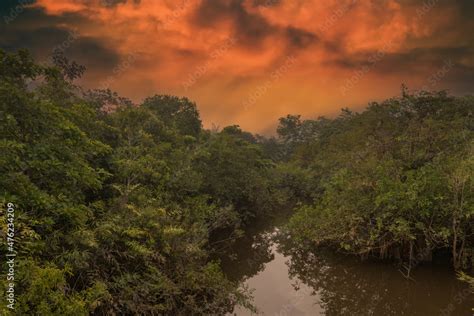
26 0 473 133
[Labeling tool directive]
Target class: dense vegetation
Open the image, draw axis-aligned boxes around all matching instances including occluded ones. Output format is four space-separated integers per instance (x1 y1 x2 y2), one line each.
0 50 280 315
0 50 472 315
281 90 473 274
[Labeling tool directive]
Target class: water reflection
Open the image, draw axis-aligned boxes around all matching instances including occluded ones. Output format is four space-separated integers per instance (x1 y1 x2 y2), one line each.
216 211 474 316
234 243 322 316
218 218 473 315
215 227 275 283
277 232 473 315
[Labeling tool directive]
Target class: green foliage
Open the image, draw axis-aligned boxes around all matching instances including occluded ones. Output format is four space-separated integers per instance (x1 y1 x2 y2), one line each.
286 92 474 268
142 95 202 137
0 50 261 315
194 127 276 221
1 49 472 314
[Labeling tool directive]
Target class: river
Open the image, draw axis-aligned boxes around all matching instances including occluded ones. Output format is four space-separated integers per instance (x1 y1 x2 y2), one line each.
217 213 473 315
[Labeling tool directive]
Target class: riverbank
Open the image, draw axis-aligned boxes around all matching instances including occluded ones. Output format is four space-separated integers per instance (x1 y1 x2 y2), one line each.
218 212 473 315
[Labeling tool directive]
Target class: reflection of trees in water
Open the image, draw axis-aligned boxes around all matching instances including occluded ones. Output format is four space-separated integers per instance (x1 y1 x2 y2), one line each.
214 219 472 315
213 210 298 282
275 231 472 316
225 232 274 282
212 226 275 282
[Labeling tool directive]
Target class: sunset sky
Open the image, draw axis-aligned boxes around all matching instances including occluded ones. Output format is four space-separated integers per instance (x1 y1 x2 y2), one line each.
1 0 473 133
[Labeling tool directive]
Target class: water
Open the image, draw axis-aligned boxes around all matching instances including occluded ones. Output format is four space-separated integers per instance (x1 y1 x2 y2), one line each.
218 214 473 315
232 242 323 316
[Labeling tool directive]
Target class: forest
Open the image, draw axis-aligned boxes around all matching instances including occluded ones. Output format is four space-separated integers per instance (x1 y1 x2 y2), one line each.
0 49 473 315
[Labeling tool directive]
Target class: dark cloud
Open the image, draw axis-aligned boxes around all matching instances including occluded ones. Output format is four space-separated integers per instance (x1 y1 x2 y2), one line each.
174 48 198 58
193 0 277 47
0 5 120 74
328 46 473 73
457 0 474 10
68 37 120 72
0 26 67 53
0 0 35 15
99 0 141 8
381 47 474 91
326 45 474 93
251 0 282 7
398 0 474 21
454 0 474 19
2 5 88 32
192 0 317 51
285 26 318 49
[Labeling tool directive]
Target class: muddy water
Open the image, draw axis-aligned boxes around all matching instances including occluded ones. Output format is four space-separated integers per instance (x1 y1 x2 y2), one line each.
219 216 473 315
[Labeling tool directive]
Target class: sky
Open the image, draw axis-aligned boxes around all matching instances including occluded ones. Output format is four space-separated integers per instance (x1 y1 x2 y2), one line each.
1 0 473 134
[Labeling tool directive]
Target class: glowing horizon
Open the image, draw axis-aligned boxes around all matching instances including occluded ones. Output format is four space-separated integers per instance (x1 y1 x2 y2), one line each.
1 0 473 133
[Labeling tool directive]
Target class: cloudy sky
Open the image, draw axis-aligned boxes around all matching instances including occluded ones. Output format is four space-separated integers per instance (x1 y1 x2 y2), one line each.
1 0 473 133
